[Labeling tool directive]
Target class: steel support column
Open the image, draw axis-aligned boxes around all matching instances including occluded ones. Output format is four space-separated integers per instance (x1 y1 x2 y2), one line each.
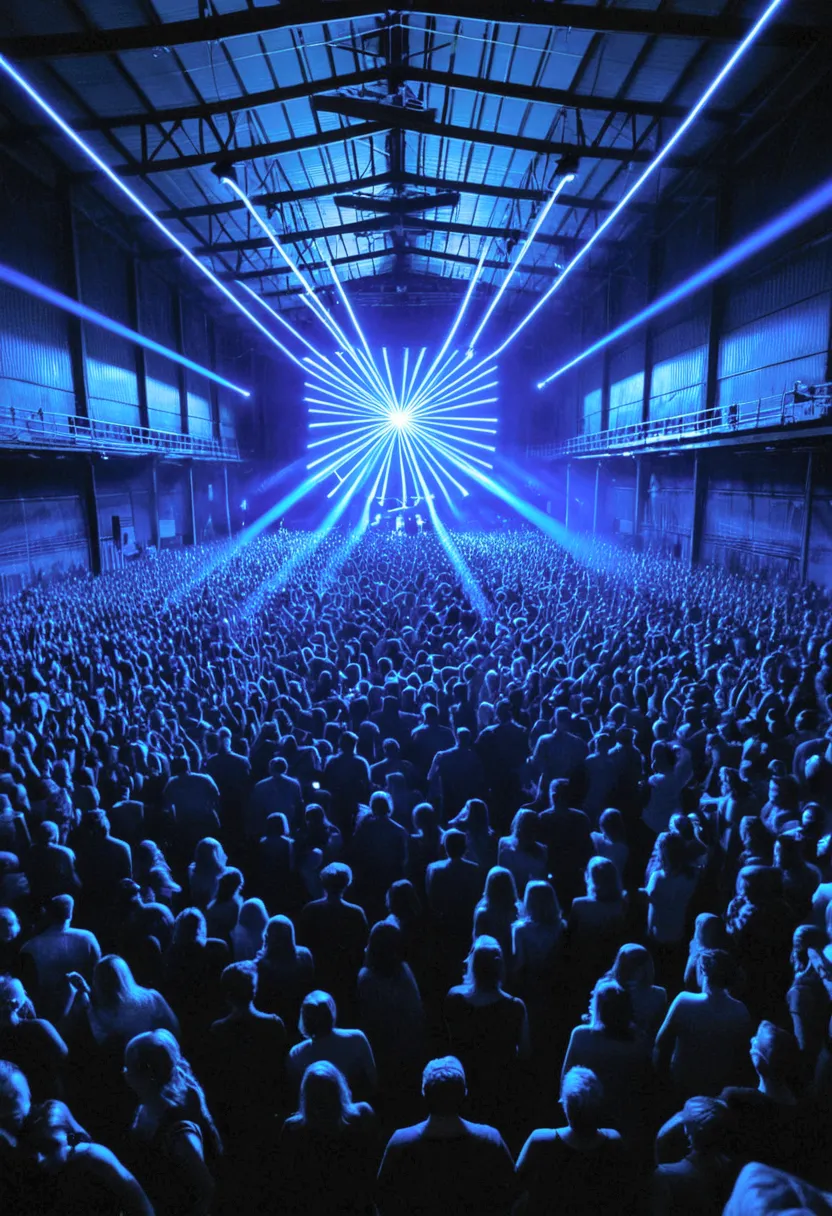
223 465 232 538
634 457 644 546
800 450 815 584
84 458 102 574
60 183 90 424
128 256 150 431
691 453 707 566
172 292 189 437
704 182 731 424
564 462 572 531
592 462 602 534
148 459 160 549
207 319 222 443
186 462 197 546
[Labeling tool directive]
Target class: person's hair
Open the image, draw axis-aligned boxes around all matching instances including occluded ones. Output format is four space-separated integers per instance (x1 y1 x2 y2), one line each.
791 923 825 972
464 935 504 991
192 837 227 873
297 1061 359 1131
265 813 290 839
220 960 258 1006
0 1061 29 1132
92 955 147 1009
259 915 299 963
320 862 352 895
370 791 392 817
25 1099 90 1151
480 866 520 916
269 756 288 776
509 809 540 851
696 948 736 991
657 830 692 877
171 907 208 947
590 980 634 1039
299 990 337 1039
340 732 357 755
213 868 244 903
598 808 625 842
520 880 561 927
548 778 570 807
422 1056 466 1116
585 855 623 903
364 920 404 978
36 821 59 845
610 943 655 990
124 1030 220 1153
443 828 467 860
382 737 400 757
413 803 438 836
682 1096 729 1152
459 799 490 834
0 975 26 1019
386 879 420 922
236 897 268 938
47 893 73 925
752 1020 798 1083
561 1066 604 1135
774 831 804 870
690 912 727 953
737 864 782 904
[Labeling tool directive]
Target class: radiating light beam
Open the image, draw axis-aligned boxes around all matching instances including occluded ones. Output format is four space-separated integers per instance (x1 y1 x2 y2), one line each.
467 173 575 354
0 54 306 369
538 174 832 387
469 0 788 366
0 260 250 397
413 240 491 403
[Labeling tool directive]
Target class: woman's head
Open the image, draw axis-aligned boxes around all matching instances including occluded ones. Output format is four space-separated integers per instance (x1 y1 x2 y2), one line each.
92 955 139 1007
0 906 20 943
561 1067 604 1136
193 837 226 872
172 907 207 947
520 880 561 927
0 976 26 1021
791 923 825 973
364 921 404 978
237 898 268 938
610 943 654 990
385 879 420 923
464 935 504 992
691 912 727 952
462 799 490 834
24 1101 89 1171
482 866 519 913
510 809 539 850
299 990 337 1040
657 831 689 876
737 864 782 905
298 1061 354 1130
262 915 297 960
585 856 623 903
123 1029 182 1102
598 808 625 843
213 868 244 904
590 980 634 1039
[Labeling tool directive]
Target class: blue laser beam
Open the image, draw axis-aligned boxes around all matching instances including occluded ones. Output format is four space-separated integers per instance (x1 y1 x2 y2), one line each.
0 260 250 397
0 55 310 370
457 0 787 369
538 175 832 387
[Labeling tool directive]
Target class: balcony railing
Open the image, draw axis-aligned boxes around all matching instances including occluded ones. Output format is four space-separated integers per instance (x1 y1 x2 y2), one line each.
0 403 240 461
527 383 832 460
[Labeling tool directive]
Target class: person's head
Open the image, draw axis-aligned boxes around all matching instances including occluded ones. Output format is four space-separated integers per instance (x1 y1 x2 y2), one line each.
482 865 519 914
590 980 634 1039
220 961 258 1010
123 1029 198 1111
369 791 392 819
0 1061 30 1137
521 880 561 927
455 727 472 749
681 1096 729 1154
236 898 268 941
560 1066 604 1136
656 830 690 878
464 935 503 992
791 923 825 974
299 990 337 1040
171 907 207 947
774 831 804 872
750 1020 798 1086
554 707 572 731
382 738 400 761
691 912 727 952
364 920 404 978
320 862 352 899
268 755 288 779
0 976 27 1024
23 1099 90 1170
340 731 357 756
47 893 73 928
92 954 140 1008
462 798 490 834
496 699 512 724
217 727 232 753
548 778 570 810
261 915 297 961
696 948 737 993
739 816 770 858
585 855 623 903
422 1056 467 1117
510 808 539 850
386 879 420 922
193 837 227 873
598 808 625 843
442 828 467 861
36 821 59 846
610 943 655 990
213 868 244 904
0 907 20 943
737 864 782 905
298 1061 355 1130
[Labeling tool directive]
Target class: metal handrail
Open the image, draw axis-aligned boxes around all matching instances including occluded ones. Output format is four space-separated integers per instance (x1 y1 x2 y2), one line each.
527 382 832 459
0 402 241 461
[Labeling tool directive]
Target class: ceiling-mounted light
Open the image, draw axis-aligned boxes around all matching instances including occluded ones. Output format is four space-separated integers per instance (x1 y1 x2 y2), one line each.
210 157 238 185
554 151 581 180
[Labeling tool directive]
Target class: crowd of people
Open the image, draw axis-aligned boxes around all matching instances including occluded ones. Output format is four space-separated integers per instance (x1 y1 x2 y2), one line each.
0 524 831 1215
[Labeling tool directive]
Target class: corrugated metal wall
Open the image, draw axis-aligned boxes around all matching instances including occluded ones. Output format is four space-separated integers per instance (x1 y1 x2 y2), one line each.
77 215 141 426
608 341 644 430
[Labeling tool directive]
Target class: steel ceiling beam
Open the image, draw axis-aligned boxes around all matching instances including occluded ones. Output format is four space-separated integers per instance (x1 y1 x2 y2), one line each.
0 2 814 58
311 93 698 164
114 121 388 176
333 190 461 213
157 173 393 220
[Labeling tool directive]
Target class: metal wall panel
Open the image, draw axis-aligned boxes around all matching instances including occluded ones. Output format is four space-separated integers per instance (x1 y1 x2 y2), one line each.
650 344 707 421
582 387 603 434
0 284 76 416
609 371 644 430
724 237 832 330
717 294 830 417
0 492 89 578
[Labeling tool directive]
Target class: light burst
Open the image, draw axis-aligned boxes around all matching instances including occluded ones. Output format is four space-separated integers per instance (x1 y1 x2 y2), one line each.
305 346 499 507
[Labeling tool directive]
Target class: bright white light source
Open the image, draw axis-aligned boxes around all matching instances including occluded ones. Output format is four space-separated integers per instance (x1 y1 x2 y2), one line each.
388 410 412 431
